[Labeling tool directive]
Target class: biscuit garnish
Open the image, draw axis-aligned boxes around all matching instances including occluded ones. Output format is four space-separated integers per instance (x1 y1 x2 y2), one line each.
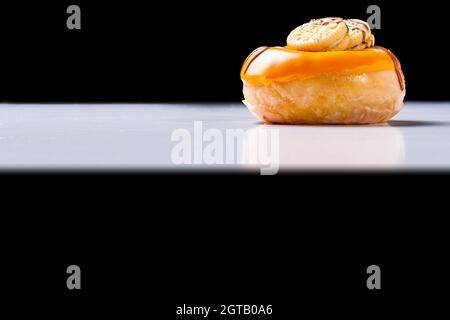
287 18 375 52
287 18 348 51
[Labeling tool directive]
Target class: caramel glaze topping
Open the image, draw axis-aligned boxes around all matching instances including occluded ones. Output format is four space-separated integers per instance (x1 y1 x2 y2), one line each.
241 46 405 91
373 46 405 91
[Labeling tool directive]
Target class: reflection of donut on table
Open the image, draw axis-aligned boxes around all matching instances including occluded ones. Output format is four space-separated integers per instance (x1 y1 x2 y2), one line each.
241 18 405 124
242 125 405 168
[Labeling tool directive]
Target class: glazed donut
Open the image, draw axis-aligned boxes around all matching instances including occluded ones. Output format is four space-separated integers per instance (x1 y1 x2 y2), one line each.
241 20 405 124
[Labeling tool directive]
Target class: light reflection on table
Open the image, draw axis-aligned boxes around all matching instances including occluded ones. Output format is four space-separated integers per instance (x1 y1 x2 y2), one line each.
1 102 450 171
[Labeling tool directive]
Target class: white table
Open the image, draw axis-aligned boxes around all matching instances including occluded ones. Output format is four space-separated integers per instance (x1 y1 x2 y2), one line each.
1 102 449 172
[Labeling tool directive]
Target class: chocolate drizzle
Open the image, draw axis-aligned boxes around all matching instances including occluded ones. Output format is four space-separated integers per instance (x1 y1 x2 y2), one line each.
242 46 270 75
374 46 405 91
347 19 370 42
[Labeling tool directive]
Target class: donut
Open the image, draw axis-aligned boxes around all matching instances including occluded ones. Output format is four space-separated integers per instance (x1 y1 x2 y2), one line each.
241 19 405 124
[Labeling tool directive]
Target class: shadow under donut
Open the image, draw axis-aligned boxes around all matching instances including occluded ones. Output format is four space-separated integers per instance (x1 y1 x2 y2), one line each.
387 120 448 127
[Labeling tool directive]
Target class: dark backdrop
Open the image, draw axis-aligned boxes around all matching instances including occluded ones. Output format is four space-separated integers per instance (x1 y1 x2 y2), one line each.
4 1 448 102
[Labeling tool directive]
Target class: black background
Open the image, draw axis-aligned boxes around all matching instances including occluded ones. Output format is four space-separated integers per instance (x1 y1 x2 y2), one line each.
4 0 450 102
2 1 449 317
2 174 449 318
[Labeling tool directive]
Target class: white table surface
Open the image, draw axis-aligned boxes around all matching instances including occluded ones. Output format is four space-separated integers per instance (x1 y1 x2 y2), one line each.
1 102 449 172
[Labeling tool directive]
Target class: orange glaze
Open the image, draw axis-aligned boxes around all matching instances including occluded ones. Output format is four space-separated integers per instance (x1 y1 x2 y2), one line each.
241 46 396 85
